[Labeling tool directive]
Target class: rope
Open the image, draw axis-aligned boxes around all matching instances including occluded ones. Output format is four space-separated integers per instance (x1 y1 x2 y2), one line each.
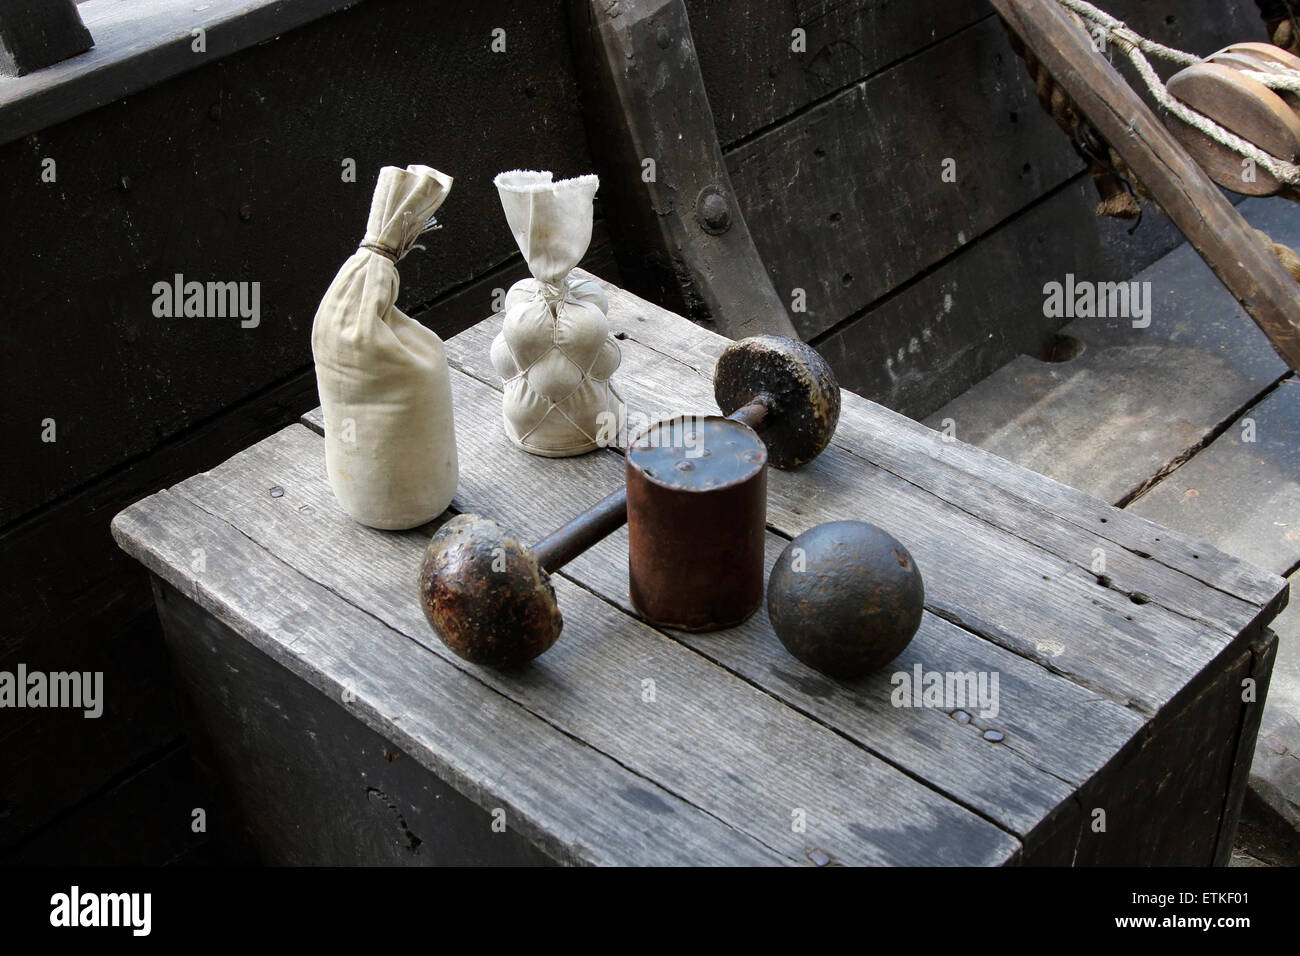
1015 1 1300 281
1053 0 1300 185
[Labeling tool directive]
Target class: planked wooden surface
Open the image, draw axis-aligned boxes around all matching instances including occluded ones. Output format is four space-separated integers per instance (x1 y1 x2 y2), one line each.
120 274 1288 864
923 196 1296 506
1129 380 1300 577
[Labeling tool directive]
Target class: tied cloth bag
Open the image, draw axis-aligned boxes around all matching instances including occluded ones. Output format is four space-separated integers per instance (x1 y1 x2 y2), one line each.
490 170 624 457
312 164 459 530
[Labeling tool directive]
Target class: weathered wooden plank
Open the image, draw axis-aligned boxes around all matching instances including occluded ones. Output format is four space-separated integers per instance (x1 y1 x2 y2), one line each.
0 0 361 142
446 292 1281 717
322 279 1283 617
1249 575 1300 834
0 608 179 851
924 197 1295 507
0 359 319 848
304 370 1145 854
991 0 1300 371
0 0 92 78
1129 380 1300 577
568 0 797 337
1214 628 1279 865
688 0 989 149
154 582 556 866
724 15 1082 340
562 270 1287 611
1 743 210 866
1073 642 1266 866
815 174 1198 419
168 423 1019 865
692 0 1258 151
112 489 790 867
720 0 1264 339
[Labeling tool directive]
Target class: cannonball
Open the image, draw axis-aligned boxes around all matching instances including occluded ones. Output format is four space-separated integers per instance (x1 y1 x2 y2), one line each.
767 521 924 679
418 514 563 668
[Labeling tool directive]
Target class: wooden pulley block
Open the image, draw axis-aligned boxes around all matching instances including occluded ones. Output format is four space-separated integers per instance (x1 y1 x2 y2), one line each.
1212 42 1300 72
1165 61 1300 196
1207 43 1300 115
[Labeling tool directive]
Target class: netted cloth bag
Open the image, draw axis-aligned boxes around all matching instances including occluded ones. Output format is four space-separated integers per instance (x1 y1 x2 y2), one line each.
489 170 623 457
311 164 459 530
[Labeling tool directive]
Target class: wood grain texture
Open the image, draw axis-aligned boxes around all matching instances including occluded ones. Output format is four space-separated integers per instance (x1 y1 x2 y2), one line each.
305 367 1147 860
0 0 359 142
112 490 792 867
1129 379 1300 577
815 174 1198 418
142 280 1287 862
155 581 556 866
568 0 797 337
923 192 1295 517
687 0 989 149
445 275 1287 718
725 15 1080 341
0 0 92 78
149 424 1017 865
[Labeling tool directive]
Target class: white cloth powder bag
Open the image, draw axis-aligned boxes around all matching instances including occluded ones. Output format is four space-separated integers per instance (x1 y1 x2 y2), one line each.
311 164 459 530
489 170 623 457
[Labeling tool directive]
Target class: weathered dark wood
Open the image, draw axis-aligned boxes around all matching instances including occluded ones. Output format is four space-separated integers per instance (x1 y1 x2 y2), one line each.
1 743 211 866
0 361 321 848
991 0 1300 371
1072 640 1270 865
0 608 179 850
0 0 91 78
0 0 364 141
448 280 1287 717
1214 628 1279 865
307 373 1143 860
0 0 595 526
451 272 1288 612
725 15 1079 341
815 174 1197 418
113 490 793 866
158 424 1018 865
1249 579 1300 833
1129 380 1300 575
687 0 990 149
433 279 1293 861
125 281 1286 862
568 0 796 337
924 194 1296 507
155 581 555 866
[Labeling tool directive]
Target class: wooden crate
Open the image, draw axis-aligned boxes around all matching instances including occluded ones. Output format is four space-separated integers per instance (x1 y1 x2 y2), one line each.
112 275 1288 865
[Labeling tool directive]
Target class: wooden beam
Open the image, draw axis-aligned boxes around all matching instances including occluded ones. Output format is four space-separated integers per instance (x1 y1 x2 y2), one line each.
567 0 797 339
0 0 92 77
990 0 1300 372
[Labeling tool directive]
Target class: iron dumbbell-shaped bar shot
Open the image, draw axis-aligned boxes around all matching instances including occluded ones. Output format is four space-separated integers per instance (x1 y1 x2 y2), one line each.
418 335 841 668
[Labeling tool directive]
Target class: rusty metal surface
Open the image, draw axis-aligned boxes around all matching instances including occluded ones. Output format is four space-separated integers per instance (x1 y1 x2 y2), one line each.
627 415 768 631
714 335 841 469
533 486 630 572
767 520 925 679
418 514 563 668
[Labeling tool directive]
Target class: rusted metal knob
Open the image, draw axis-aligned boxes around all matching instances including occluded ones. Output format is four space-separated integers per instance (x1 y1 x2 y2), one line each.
767 521 925 679
418 335 842 668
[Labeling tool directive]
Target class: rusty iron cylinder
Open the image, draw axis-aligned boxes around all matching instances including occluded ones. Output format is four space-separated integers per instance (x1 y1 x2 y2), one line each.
626 414 768 631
